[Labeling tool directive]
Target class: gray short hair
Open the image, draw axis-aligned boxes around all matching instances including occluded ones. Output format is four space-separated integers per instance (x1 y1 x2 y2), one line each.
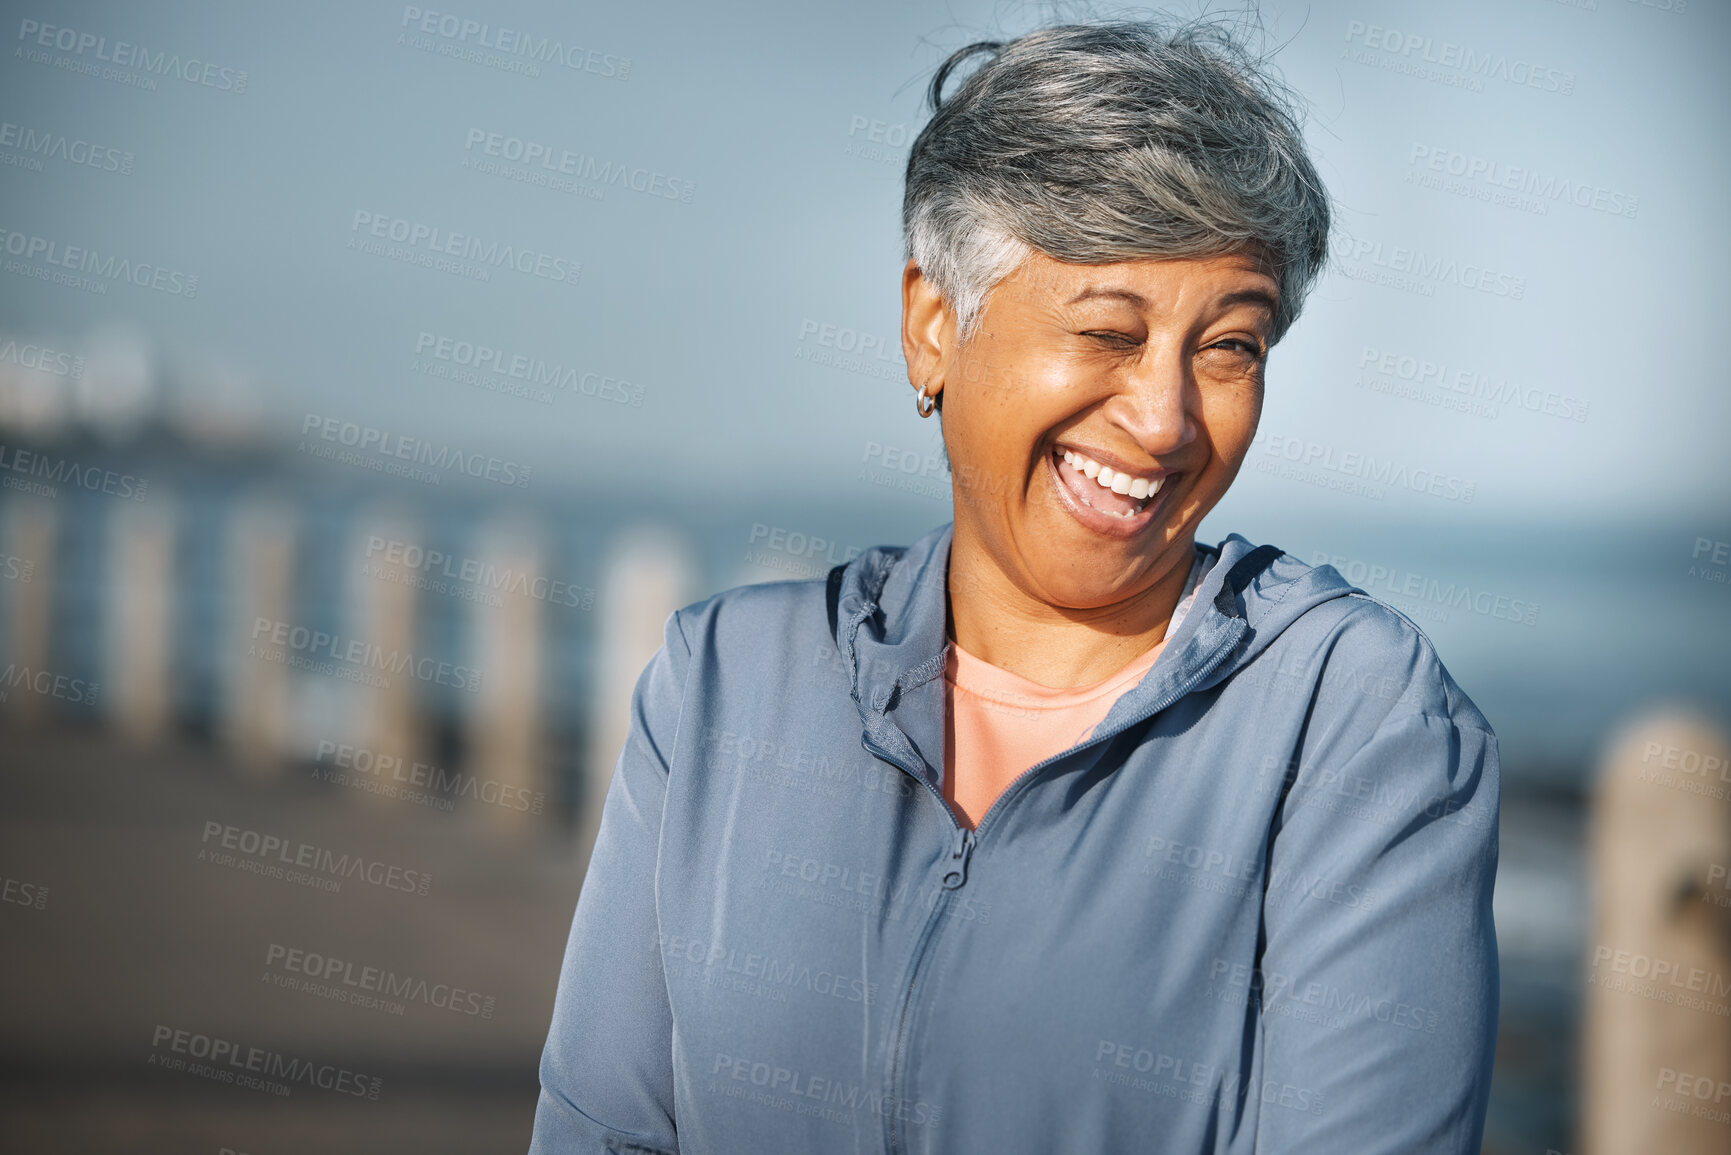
903 20 1331 356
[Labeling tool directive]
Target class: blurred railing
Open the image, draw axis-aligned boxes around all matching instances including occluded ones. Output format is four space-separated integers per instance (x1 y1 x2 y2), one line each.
0 423 699 858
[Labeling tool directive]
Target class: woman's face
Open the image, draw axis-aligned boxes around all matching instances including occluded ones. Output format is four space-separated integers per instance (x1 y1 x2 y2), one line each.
903 247 1278 612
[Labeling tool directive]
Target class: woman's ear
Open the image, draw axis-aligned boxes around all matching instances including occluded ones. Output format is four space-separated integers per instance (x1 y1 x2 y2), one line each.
901 259 949 409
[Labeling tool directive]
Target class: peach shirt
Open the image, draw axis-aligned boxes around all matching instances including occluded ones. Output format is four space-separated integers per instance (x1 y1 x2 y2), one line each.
940 553 1210 830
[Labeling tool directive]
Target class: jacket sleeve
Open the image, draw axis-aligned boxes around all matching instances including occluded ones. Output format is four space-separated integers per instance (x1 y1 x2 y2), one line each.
1251 660 1500 1153
529 611 692 1155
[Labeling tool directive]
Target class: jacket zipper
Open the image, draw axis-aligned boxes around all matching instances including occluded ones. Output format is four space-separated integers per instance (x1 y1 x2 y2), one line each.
862 617 1245 1153
862 730 973 1155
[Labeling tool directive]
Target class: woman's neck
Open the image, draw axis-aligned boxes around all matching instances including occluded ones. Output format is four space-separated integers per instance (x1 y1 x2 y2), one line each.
945 530 1195 689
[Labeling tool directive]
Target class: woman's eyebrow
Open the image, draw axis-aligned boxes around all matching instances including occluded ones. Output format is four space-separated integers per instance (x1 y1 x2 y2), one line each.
1065 286 1148 308
1063 286 1278 315
1217 288 1278 316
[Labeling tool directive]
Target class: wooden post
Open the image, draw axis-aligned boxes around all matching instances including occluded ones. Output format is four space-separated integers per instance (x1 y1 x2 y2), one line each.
222 495 297 774
1583 709 1731 1154
581 525 697 869
106 496 176 743
465 514 547 828
346 504 421 795
1 498 55 725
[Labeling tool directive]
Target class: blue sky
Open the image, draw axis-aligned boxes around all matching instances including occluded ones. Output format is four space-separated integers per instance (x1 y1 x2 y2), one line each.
0 0 1725 525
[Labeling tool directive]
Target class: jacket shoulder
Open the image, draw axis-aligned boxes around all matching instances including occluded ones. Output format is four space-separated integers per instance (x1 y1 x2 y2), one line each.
671 574 840 661
1312 588 1493 737
1248 549 1492 738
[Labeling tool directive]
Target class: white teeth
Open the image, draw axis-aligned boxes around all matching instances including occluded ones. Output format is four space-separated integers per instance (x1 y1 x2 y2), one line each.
1058 448 1162 505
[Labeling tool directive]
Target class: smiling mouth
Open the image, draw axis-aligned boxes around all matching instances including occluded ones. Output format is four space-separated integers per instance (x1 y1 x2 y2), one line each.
1051 446 1166 520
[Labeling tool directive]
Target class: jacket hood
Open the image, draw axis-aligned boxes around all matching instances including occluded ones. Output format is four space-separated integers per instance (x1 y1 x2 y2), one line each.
827 521 1360 790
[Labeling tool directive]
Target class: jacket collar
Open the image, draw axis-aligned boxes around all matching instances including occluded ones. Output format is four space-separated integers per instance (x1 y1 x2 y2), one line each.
829 521 1331 791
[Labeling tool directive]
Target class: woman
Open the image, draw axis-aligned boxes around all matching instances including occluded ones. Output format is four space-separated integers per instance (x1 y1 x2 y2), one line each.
531 20 1497 1155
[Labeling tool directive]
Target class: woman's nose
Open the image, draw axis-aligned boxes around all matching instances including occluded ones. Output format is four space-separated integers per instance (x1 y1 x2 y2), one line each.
1106 344 1197 457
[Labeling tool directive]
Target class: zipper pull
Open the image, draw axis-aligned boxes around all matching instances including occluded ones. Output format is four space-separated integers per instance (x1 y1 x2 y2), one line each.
942 826 973 890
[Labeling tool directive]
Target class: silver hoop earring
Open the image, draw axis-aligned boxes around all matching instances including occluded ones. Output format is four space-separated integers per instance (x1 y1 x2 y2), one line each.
915 386 937 418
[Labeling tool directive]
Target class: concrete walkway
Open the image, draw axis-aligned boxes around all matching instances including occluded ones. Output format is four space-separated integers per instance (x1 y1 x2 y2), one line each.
0 726 587 1154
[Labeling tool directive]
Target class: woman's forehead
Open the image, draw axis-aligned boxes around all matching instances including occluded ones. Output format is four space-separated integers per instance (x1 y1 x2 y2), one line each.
1002 250 1280 311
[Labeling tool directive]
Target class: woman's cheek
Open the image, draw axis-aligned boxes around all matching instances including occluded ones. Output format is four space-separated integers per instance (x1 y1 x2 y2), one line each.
1203 381 1263 465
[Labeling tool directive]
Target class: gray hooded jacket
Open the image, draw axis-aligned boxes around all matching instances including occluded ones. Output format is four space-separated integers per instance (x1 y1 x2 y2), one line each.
530 522 1499 1154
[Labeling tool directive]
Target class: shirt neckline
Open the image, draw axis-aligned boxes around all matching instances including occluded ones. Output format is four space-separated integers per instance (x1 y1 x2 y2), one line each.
944 636 1165 709
941 547 1212 710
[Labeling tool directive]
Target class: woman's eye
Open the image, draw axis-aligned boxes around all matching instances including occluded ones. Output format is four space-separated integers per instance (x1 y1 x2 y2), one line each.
1206 338 1266 360
1080 330 1140 347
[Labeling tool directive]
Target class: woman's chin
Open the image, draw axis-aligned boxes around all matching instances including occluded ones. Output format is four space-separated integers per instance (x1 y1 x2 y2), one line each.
1003 506 1198 611
1008 550 1160 611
